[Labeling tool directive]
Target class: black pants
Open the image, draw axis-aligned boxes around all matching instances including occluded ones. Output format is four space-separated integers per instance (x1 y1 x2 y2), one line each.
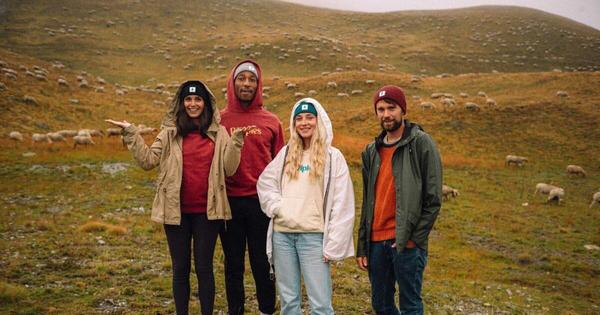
164 213 222 315
219 197 276 314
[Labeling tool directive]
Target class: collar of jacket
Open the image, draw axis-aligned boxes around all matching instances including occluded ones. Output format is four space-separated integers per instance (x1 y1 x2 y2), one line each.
375 120 422 149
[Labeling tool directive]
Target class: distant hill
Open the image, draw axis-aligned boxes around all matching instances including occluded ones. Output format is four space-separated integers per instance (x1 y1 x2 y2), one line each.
0 0 599 86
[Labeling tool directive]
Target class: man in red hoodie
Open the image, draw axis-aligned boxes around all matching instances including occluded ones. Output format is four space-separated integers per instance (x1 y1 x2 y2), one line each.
219 60 284 315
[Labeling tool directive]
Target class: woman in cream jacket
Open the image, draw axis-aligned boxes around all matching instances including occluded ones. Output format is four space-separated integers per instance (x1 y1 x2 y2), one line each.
257 98 355 314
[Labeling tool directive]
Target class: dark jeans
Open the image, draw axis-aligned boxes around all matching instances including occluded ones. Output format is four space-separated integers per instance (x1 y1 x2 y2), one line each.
219 196 276 315
368 240 428 315
164 213 222 315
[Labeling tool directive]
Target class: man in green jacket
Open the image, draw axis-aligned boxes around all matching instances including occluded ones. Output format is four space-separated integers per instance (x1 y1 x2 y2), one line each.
356 85 442 315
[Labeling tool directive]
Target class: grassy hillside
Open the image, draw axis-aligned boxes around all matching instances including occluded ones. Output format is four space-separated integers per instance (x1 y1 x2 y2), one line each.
1 0 600 314
1 0 599 86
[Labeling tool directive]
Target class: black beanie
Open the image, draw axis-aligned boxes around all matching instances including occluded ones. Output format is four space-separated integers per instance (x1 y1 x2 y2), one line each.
179 80 209 101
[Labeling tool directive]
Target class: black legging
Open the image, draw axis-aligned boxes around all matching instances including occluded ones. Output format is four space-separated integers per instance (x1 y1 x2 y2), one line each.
164 213 222 315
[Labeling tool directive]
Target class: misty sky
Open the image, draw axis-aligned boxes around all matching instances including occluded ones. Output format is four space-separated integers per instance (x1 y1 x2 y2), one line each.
281 0 600 30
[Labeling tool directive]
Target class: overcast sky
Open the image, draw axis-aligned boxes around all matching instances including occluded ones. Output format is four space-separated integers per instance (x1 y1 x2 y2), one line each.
281 0 600 30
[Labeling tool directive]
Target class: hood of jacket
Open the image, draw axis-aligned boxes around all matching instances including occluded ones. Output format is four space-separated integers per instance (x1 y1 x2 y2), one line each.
289 97 333 148
225 59 264 113
160 80 221 136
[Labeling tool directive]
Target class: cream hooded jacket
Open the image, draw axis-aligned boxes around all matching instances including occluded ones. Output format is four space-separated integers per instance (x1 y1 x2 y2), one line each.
257 98 355 264
123 81 244 225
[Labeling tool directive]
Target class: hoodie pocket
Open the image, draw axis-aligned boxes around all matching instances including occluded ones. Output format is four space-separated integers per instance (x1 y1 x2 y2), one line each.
275 196 322 231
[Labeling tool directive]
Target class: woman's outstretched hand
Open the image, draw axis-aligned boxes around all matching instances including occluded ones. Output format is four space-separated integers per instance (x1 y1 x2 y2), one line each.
105 119 132 129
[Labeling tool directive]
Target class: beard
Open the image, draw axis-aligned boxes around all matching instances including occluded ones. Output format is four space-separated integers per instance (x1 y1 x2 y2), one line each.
380 118 403 132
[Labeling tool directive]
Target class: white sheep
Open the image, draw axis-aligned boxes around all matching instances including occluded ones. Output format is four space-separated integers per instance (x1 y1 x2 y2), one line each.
47 132 66 142
80 129 104 137
365 79 376 85
464 102 481 112
337 92 349 97
79 80 89 88
77 129 92 138
556 91 569 98
459 92 469 98
420 102 435 111
308 90 318 96
534 183 558 195
286 83 297 89
58 78 69 87
9 131 23 142
430 93 444 99
441 97 456 108
505 155 528 167
57 130 78 137
351 90 363 95
486 98 497 107
23 95 38 105
566 165 586 177
32 133 52 144
106 128 122 137
327 81 337 88
590 191 600 209
442 185 459 201
73 135 95 148
294 92 305 99
546 187 565 204
477 91 487 98
139 127 157 135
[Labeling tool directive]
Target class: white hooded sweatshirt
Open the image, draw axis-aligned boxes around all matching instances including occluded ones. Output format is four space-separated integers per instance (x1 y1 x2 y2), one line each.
257 98 355 266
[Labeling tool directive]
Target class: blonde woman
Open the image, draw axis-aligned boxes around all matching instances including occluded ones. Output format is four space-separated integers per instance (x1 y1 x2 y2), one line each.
257 98 355 314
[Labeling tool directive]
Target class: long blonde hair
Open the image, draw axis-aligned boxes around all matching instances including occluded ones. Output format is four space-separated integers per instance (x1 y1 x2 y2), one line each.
284 115 327 182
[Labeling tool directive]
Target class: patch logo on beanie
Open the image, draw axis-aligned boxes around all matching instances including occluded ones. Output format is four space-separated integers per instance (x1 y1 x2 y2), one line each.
301 104 309 110
189 86 196 93
379 91 386 97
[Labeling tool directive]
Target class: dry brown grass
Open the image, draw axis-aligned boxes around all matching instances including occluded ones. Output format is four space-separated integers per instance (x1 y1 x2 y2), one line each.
442 153 504 169
333 133 370 164
78 220 127 235
0 281 27 303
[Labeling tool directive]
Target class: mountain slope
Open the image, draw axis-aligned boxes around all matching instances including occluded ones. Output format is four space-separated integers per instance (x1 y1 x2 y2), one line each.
0 0 599 86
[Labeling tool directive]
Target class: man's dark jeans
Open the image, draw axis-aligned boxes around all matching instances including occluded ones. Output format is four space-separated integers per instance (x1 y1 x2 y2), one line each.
368 239 428 315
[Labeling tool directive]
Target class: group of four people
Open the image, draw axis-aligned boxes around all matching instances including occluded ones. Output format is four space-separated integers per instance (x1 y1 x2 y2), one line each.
107 59 442 315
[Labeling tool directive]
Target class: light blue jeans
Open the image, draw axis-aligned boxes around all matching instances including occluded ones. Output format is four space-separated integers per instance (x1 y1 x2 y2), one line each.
272 231 334 315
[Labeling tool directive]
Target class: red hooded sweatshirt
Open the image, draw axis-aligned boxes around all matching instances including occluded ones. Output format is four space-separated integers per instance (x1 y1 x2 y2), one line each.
220 60 285 197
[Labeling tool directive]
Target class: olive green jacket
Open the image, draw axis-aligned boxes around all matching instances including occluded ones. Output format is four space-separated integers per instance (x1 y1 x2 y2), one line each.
357 121 442 257
123 82 243 225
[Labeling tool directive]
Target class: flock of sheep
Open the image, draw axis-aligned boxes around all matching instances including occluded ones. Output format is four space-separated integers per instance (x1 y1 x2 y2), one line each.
444 154 599 208
414 89 569 112
8 125 156 148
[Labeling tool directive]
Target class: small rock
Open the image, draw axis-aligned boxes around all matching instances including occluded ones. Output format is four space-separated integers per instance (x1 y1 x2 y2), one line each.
584 244 600 251
102 162 129 176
